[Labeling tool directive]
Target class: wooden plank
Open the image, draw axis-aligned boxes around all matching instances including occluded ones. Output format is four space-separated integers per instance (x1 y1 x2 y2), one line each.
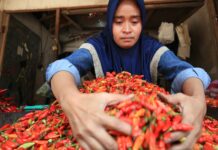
177 7 202 24
0 11 3 73
55 8 60 55
62 2 203 15
2 0 204 12
62 14 82 31
207 0 218 65
55 9 60 40
0 0 4 32
62 8 107 15
0 13 9 76
146 2 203 9
3 0 108 12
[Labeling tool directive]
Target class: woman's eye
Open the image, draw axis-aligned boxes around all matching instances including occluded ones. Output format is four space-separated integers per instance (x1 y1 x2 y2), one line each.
132 20 139 24
115 21 122 24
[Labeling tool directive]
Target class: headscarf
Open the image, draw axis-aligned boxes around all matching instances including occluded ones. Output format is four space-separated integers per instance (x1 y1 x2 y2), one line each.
87 0 162 82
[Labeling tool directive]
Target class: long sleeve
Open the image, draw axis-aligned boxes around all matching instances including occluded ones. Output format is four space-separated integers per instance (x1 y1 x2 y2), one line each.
157 50 211 93
46 48 93 85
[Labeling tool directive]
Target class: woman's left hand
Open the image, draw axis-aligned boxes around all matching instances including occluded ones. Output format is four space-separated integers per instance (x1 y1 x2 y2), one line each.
158 92 206 150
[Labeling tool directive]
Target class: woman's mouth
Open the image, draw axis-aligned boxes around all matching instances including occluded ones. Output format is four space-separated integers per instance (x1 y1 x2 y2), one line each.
121 37 134 42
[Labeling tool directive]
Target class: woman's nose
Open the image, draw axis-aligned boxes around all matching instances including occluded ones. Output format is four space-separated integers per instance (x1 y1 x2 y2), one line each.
122 22 132 34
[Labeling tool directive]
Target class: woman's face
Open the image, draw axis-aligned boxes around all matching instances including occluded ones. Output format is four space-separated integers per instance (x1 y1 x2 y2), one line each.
112 0 142 49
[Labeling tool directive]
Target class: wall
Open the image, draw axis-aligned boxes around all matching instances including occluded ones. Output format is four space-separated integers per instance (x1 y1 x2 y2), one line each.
186 0 218 80
8 13 56 104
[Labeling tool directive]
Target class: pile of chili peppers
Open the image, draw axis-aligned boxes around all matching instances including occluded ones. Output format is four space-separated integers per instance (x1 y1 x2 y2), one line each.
0 72 217 149
206 97 218 108
197 116 218 150
206 80 218 108
0 89 22 112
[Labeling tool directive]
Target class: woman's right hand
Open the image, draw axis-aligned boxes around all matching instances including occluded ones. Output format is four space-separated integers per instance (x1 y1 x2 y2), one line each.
59 92 134 150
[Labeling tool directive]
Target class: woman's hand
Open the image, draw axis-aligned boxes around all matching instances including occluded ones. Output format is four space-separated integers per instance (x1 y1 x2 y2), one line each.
50 71 133 150
59 92 134 150
158 92 206 150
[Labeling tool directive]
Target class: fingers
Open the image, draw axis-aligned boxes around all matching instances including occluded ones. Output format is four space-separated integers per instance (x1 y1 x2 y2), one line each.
157 92 180 105
165 131 188 143
82 135 105 150
76 124 117 150
68 119 92 150
169 122 202 150
70 120 109 150
105 93 134 106
100 113 132 135
77 139 91 150
170 129 200 150
91 127 118 150
81 125 118 150
69 114 118 150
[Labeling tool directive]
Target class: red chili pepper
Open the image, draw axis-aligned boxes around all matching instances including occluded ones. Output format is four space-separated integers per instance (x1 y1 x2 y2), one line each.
132 118 143 137
171 124 193 131
149 130 157 150
117 136 126 150
5 133 17 139
213 134 218 143
0 124 10 131
55 139 71 148
106 72 115 77
162 117 171 132
1 144 13 150
17 131 31 139
157 140 166 150
203 142 215 150
44 131 60 139
163 132 171 142
206 124 218 133
140 100 156 111
133 134 145 150
16 138 25 145
0 135 5 142
19 112 34 121
38 144 48 150
155 115 166 137
3 97 15 101
198 134 214 143
172 115 182 125
0 89 7 96
125 136 133 148
38 110 49 120
3 140 19 148
34 140 48 145
108 130 123 136
4 128 14 134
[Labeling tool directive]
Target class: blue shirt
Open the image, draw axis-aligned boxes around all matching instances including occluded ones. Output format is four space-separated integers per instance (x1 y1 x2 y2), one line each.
46 47 211 93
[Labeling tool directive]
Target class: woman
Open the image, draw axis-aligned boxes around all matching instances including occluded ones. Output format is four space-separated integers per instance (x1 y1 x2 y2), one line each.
46 0 211 149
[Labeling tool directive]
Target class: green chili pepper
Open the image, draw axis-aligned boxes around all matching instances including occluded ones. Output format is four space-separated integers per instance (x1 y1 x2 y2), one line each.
19 142 35 149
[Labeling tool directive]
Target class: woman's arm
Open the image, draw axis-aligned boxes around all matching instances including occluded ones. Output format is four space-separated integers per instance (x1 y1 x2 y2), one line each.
46 49 133 150
155 48 211 149
50 71 133 150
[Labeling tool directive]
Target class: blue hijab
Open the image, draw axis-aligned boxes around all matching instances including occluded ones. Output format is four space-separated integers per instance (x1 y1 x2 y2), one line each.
87 0 162 82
